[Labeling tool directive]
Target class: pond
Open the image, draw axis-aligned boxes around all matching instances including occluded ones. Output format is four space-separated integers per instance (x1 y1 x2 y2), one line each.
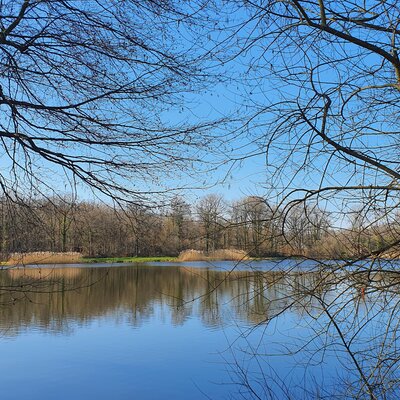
0 260 398 399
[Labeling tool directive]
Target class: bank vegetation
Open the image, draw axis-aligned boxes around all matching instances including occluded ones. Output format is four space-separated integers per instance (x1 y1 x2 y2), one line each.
0 194 397 262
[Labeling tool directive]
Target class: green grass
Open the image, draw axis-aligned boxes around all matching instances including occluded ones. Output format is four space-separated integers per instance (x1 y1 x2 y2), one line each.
82 256 177 264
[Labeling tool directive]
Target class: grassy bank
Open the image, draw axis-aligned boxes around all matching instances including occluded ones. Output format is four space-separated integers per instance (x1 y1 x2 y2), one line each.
3 252 178 266
4 250 256 266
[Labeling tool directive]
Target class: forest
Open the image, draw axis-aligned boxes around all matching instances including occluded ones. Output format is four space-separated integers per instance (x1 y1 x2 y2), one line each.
1 194 396 260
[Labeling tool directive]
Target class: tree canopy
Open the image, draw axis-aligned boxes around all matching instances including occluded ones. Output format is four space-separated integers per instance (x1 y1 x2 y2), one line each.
0 0 226 204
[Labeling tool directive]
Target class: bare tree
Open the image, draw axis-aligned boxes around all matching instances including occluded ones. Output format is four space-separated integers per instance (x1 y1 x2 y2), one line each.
168 196 192 253
206 1 400 398
0 0 224 205
196 194 226 252
229 196 275 256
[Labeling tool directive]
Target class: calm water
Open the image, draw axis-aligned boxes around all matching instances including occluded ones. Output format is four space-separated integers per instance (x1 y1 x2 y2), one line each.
0 261 399 399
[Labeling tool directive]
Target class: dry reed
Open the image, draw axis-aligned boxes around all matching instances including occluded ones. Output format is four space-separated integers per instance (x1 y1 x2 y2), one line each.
177 249 249 262
6 252 83 266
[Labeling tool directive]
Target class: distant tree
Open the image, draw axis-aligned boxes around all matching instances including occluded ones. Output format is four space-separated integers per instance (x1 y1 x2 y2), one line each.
230 199 251 251
196 194 226 252
169 196 192 253
283 202 330 256
230 196 273 256
244 196 269 256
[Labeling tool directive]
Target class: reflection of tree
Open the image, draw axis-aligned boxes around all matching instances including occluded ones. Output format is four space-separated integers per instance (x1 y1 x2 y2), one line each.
226 262 400 400
0 266 338 335
212 0 400 396
3 263 400 397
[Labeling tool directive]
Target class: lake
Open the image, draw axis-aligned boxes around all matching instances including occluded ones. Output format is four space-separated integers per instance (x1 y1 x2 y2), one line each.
0 260 398 399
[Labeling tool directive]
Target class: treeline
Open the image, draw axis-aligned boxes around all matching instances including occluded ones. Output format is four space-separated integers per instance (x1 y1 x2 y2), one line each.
0 194 394 259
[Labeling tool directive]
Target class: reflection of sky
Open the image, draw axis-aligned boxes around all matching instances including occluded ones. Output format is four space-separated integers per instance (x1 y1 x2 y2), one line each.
0 297 337 400
0 263 398 399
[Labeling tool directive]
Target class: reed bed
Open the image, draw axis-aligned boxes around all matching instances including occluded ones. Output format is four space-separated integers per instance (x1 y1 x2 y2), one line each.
177 249 249 262
5 252 83 266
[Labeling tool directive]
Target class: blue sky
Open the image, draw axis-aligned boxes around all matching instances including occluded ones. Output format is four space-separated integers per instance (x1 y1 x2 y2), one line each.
1 0 398 217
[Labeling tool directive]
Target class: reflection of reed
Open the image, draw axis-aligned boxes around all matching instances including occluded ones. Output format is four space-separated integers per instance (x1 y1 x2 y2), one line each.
8 267 82 279
0 266 339 336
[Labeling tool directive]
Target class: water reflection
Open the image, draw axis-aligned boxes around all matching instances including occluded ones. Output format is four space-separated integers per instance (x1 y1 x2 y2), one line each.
1 264 400 399
3 264 389 333
0 265 342 335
